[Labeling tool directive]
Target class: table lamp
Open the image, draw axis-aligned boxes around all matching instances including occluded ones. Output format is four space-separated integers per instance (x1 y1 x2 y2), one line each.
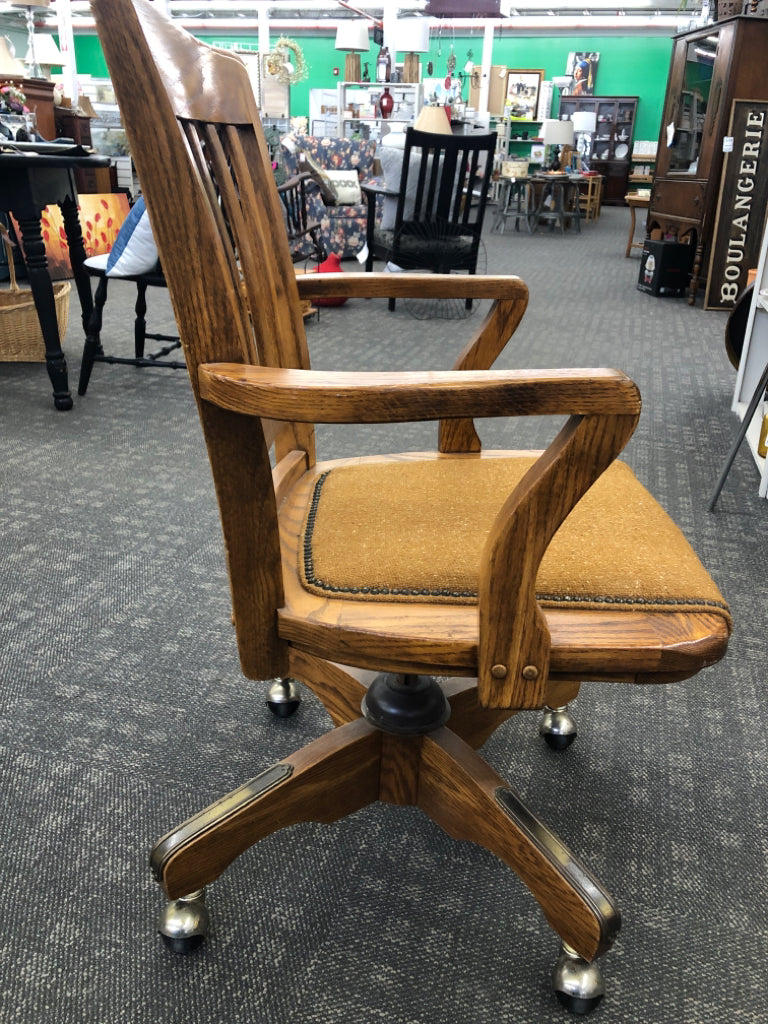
0 35 26 76
413 104 452 134
395 18 431 85
572 110 597 171
25 33 61 79
335 21 369 83
10 0 51 79
541 119 574 172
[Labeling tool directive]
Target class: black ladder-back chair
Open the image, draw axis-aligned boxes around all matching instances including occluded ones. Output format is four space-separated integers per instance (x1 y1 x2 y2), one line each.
363 128 496 310
78 262 184 395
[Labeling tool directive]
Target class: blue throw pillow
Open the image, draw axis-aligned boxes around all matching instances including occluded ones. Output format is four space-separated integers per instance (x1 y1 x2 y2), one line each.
105 197 159 277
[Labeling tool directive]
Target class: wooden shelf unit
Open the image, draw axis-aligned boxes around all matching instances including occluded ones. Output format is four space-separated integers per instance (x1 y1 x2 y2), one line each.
558 95 638 205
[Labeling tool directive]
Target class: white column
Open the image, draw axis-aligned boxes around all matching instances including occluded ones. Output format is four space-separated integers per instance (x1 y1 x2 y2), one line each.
478 20 494 115
55 0 79 106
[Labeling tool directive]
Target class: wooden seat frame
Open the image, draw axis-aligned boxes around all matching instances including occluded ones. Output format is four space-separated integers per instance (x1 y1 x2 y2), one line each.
92 0 730 1005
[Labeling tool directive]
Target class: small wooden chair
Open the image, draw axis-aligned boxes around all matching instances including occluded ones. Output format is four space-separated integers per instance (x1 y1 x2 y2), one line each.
276 171 326 265
92 0 731 1013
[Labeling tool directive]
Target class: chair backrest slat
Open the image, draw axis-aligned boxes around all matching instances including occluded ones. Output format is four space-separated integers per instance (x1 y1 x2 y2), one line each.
398 128 496 238
91 0 313 394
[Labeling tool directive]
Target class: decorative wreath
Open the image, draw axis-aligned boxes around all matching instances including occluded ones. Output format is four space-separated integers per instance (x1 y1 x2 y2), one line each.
264 37 308 85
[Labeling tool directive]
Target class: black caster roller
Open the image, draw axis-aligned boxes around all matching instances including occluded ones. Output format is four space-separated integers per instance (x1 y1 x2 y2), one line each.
552 942 605 1016
539 705 577 751
266 677 301 717
157 890 209 953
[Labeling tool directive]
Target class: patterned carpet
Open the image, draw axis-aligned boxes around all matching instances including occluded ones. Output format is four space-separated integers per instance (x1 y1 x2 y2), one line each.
1 204 765 1023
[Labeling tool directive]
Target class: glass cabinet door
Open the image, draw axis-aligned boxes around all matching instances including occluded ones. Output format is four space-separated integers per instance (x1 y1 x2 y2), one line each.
668 32 719 175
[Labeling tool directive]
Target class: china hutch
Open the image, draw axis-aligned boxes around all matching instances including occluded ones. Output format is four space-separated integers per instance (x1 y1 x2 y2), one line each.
558 95 638 205
647 15 768 304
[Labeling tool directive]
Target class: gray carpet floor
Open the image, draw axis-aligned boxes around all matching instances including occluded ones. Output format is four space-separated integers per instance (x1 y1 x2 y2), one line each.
1 204 766 1023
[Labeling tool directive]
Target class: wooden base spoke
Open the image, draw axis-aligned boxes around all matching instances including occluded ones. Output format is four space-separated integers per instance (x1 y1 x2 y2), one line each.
417 727 620 962
151 719 382 899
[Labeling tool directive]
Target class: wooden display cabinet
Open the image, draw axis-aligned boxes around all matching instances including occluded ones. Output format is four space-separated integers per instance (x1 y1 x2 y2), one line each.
558 95 638 205
647 15 768 305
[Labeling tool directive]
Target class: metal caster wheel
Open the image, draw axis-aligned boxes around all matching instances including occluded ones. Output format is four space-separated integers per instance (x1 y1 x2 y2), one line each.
158 889 209 953
552 942 605 1015
266 677 301 718
539 705 577 751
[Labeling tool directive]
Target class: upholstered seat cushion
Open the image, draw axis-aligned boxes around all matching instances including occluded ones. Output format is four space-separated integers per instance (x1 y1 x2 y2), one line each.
372 227 475 267
298 456 730 623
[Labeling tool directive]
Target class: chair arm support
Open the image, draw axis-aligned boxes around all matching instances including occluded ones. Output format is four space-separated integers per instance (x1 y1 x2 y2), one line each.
478 410 640 711
198 365 641 425
295 272 527 302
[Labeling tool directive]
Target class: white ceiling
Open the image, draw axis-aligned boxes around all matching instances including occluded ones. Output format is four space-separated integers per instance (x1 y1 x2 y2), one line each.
0 0 705 42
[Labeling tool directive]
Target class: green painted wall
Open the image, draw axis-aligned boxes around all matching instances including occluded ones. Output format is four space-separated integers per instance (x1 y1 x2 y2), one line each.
73 30 673 144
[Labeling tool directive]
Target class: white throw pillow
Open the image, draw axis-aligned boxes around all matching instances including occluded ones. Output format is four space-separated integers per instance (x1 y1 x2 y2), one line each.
105 197 159 277
323 169 362 206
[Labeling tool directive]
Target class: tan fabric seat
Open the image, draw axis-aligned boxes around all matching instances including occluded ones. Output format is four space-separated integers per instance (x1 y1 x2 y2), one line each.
300 456 730 622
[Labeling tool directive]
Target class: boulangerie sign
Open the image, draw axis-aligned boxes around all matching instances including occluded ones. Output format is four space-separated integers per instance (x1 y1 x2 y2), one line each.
705 100 768 310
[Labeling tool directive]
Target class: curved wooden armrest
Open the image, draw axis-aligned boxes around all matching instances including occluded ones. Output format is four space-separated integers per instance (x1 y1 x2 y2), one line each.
276 171 311 192
295 272 527 303
360 181 399 198
295 273 530 456
198 364 639 425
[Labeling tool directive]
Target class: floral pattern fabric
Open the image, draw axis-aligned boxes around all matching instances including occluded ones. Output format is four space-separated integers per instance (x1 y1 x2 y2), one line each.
281 134 382 260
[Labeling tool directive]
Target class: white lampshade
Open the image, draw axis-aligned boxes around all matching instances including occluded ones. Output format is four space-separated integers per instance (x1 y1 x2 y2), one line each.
0 35 25 76
414 105 452 135
395 18 431 54
541 119 574 146
26 33 61 68
572 111 597 133
335 21 369 53
552 75 571 91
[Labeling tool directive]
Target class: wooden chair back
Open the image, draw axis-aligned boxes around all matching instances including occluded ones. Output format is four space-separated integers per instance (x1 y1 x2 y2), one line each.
92 0 312 395
393 128 496 258
92 0 315 680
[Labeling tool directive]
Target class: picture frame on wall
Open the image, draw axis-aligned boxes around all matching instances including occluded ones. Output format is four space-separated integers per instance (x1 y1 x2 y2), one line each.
565 52 599 96
505 69 544 121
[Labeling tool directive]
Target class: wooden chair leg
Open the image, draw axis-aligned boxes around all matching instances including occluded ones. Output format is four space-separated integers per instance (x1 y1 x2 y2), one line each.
288 649 372 727
417 726 621 963
77 274 108 395
444 677 582 749
151 719 382 899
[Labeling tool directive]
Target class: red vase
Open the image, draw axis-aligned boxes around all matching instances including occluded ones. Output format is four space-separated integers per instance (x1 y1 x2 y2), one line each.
379 87 394 120
314 251 347 307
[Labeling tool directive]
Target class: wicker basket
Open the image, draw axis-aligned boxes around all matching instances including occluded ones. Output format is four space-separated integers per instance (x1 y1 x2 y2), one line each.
1 237 71 362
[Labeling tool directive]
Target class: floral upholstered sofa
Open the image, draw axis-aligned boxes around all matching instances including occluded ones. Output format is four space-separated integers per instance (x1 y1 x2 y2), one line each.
280 134 380 259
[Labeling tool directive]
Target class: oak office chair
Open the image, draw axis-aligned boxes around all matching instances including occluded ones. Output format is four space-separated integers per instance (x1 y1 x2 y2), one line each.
362 127 496 311
92 0 731 1013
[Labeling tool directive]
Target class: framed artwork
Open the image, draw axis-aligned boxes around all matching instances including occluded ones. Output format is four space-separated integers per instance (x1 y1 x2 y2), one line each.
505 69 544 121
10 193 131 281
565 52 600 97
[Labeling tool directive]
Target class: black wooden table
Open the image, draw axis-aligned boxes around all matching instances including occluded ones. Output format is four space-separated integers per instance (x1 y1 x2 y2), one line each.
0 147 111 410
